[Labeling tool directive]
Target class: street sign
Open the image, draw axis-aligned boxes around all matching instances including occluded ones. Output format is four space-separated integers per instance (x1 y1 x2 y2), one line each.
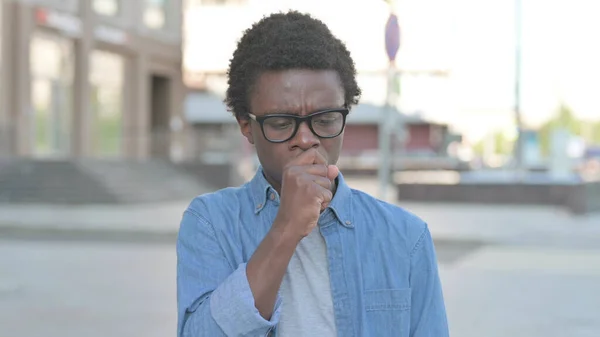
385 13 400 62
35 8 81 37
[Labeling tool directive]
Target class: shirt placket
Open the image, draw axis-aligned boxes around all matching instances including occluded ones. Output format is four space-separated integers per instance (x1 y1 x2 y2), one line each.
320 219 355 337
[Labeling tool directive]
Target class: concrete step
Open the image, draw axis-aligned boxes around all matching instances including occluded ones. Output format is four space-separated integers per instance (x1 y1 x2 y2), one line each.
0 159 226 204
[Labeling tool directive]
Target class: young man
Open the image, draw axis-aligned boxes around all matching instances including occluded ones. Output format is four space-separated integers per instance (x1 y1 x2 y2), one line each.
177 11 448 337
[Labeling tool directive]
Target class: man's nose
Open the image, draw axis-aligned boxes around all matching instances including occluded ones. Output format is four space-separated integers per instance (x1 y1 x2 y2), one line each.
291 121 319 150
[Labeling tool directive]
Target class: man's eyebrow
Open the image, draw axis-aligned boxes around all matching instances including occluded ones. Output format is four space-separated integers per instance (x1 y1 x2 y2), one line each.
262 106 343 116
262 110 300 116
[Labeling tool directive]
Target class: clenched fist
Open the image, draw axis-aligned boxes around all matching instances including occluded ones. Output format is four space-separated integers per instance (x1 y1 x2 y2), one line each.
273 148 339 239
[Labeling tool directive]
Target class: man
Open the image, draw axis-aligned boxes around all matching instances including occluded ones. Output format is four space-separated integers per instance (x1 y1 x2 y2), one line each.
177 11 448 337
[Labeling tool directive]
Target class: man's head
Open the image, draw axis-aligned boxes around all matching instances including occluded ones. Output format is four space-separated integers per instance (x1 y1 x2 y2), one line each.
225 11 361 189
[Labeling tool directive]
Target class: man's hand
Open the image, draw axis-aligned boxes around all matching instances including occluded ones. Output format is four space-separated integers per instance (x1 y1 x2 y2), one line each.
274 148 339 239
246 149 339 320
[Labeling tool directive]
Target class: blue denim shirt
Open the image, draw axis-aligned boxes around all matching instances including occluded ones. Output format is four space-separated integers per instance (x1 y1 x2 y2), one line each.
177 168 449 337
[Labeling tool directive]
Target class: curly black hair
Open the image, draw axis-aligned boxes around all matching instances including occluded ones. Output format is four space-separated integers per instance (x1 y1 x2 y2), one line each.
225 11 361 119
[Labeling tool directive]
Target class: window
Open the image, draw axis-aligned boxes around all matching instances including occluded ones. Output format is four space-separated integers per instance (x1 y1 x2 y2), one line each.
30 33 74 158
93 0 120 16
144 0 169 30
90 51 125 158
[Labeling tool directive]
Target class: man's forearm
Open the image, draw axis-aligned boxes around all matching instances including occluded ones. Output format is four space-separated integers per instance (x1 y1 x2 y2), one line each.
180 263 282 337
246 219 300 320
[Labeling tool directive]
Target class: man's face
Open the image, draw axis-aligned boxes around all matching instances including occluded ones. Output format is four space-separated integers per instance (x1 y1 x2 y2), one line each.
237 69 346 189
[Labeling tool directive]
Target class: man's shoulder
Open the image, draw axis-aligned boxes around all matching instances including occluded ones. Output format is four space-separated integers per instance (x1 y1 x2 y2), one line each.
185 182 250 222
350 188 428 247
350 188 426 225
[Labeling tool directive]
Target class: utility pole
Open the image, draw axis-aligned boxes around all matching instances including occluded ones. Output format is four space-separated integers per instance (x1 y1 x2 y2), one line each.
379 2 400 200
513 0 524 179
378 0 449 200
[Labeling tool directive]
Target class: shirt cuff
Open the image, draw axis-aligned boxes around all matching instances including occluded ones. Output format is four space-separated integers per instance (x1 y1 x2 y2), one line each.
210 263 282 336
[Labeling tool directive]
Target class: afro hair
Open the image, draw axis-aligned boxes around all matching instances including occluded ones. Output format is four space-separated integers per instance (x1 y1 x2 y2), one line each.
224 11 361 119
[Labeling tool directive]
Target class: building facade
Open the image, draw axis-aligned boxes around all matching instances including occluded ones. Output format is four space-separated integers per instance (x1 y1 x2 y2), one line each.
0 0 185 160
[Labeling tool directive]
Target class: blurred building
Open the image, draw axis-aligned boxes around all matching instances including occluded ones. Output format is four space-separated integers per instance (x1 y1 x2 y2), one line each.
0 0 185 160
184 91 466 172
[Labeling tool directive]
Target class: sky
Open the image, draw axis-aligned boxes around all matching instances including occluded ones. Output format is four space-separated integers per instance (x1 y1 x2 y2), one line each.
184 0 600 142
443 0 600 139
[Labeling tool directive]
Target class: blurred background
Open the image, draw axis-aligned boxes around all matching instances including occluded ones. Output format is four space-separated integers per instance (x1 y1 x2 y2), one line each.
0 0 599 336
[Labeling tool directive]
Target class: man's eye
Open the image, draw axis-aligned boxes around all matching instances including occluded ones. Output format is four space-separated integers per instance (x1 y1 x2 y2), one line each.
267 119 293 128
316 119 335 124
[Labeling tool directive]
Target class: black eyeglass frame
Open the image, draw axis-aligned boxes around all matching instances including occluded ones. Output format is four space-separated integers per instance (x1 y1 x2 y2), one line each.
247 108 350 143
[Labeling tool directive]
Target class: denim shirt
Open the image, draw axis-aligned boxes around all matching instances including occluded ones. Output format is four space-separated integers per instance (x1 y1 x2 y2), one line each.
177 168 449 337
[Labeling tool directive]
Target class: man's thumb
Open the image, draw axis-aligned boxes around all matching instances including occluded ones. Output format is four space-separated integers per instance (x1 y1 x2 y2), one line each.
327 165 339 181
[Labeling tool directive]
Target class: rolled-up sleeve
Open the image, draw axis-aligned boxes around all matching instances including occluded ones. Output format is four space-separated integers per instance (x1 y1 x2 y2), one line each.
177 209 282 337
408 225 449 337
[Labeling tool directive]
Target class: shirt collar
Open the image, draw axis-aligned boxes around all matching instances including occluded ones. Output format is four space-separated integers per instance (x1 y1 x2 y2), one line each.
248 166 354 228
248 166 275 214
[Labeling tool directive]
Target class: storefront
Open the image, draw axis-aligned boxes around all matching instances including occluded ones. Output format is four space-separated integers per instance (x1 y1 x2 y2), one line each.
0 0 7 155
0 0 185 160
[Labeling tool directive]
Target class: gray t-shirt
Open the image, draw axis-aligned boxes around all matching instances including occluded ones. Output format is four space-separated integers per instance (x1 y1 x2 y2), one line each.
277 226 337 336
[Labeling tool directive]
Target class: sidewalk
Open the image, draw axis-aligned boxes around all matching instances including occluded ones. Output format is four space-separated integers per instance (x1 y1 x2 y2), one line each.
0 201 185 235
350 177 600 248
1 178 599 246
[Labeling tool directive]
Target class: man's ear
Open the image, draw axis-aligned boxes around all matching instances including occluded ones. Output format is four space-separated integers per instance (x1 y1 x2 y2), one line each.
236 115 254 145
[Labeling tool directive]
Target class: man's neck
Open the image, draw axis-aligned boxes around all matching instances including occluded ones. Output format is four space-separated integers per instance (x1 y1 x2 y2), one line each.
263 172 282 195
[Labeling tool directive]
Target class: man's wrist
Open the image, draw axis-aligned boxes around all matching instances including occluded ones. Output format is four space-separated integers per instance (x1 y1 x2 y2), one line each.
269 218 302 251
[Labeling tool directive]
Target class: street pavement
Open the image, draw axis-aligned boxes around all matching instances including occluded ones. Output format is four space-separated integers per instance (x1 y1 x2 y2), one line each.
2 236 599 337
0 240 175 337
1 176 600 336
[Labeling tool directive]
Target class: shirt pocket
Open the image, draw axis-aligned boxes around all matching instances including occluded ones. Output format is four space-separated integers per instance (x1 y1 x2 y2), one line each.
364 288 411 337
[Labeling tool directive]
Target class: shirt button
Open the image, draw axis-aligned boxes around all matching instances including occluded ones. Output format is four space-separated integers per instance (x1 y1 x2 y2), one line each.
257 203 262 209
270 193 275 201
345 220 352 225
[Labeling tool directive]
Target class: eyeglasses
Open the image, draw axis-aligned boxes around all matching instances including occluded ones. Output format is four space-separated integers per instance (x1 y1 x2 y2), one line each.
248 108 349 143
